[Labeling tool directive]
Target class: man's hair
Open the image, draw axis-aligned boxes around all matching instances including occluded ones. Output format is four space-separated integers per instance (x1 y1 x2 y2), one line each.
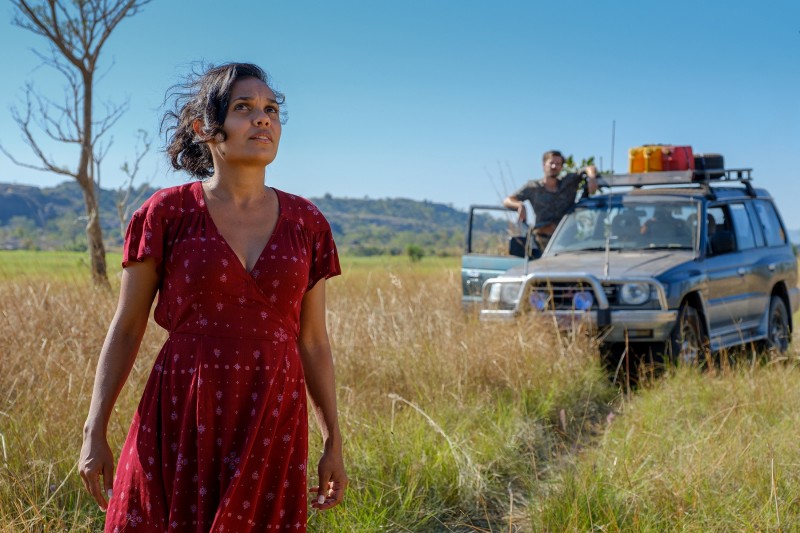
542 150 564 164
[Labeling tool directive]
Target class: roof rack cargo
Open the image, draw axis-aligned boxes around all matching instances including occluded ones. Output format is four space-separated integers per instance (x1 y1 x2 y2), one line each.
596 168 755 198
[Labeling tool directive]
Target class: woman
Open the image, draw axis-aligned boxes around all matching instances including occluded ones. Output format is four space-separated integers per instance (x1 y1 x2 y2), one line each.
79 63 347 532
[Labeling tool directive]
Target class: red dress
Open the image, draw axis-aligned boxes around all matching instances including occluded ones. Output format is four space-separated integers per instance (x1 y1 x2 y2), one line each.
105 182 340 532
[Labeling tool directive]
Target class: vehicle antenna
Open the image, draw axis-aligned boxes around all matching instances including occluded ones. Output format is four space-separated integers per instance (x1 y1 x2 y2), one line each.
603 119 616 280
610 120 616 174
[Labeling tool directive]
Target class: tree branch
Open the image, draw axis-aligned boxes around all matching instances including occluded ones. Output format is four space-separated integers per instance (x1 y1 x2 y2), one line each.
116 129 152 236
92 98 129 144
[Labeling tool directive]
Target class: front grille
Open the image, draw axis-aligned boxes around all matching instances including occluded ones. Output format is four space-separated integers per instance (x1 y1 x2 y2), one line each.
527 282 601 310
525 281 659 310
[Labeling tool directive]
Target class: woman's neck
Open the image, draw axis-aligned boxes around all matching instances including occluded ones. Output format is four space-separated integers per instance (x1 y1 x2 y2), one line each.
204 166 268 204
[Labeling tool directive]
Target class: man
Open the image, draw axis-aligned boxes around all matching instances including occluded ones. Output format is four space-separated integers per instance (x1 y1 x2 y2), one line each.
503 150 598 250
640 205 690 244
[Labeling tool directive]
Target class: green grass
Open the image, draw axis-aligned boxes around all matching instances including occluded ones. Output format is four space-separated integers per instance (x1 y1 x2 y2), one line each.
0 250 457 279
0 250 123 280
340 253 459 273
534 365 800 531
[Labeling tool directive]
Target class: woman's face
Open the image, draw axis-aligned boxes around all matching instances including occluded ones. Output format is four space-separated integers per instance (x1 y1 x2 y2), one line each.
208 76 282 169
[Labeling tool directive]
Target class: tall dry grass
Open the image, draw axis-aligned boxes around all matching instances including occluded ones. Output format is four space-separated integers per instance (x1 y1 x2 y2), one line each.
0 258 616 531
318 264 617 530
0 272 168 531
1 254 797 532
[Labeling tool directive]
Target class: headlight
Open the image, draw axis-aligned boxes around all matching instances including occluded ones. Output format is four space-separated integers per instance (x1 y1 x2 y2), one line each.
488 283 502 303
619 282 651 305
500 282 522 304
488 282 522 304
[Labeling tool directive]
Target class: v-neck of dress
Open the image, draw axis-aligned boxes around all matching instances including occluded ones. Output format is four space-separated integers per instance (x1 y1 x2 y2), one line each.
193 181 283 276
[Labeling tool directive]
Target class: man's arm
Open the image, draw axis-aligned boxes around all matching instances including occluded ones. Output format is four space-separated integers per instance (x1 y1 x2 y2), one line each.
582 165 599 195
504 183 532 223
503 195 526 220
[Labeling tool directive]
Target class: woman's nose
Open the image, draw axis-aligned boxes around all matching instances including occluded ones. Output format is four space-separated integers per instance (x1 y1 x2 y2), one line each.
254 110 271 126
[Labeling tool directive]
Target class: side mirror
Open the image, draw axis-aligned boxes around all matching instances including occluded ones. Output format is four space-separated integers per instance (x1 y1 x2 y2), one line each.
508 235 526 257
710 230 735 255
508 235 541 259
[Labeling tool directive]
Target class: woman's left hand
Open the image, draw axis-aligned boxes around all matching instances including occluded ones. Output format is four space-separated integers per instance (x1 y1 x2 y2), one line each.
310 447 348 510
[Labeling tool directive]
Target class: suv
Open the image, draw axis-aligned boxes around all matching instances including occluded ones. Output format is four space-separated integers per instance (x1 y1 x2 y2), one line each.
479 169 798 361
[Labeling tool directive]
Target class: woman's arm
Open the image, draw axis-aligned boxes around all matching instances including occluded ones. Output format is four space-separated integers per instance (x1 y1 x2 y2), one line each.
297 279 347 510
78 259 160 510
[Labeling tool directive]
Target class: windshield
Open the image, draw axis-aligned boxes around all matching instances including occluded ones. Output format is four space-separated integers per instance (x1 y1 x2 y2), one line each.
548 201 700 253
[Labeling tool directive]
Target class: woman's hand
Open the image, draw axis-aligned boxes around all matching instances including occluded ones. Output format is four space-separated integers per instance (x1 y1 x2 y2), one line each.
310 446 348 510
299 280 347 511
79 429 115 511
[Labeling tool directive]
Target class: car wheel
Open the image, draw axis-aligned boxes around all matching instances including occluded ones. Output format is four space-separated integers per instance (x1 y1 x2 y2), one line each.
765 296 790 354
668 305 707 366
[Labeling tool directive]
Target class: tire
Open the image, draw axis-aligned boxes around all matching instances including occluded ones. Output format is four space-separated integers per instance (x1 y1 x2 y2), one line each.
765 296 790 354
600 342 650 389
668 305 708 366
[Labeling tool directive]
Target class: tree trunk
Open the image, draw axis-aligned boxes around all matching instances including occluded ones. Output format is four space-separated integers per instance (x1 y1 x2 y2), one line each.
81 69 109 288
82 184 110 288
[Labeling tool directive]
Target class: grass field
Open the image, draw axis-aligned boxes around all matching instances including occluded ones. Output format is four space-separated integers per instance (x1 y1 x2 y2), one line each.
1 251 799 531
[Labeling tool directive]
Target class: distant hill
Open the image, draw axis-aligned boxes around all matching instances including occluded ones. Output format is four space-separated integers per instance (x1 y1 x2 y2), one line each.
0 181 155 251
0 181 505 256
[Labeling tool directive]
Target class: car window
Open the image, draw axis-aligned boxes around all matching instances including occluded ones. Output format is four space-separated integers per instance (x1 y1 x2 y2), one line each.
728 203 757 250
753 200 787 247
704 206 727 252
745 203 766 247
707 206 727 232
468 208 522 255
549 201 698 253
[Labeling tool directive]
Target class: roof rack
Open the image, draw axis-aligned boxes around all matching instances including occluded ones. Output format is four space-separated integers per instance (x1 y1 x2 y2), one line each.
596 168 755 198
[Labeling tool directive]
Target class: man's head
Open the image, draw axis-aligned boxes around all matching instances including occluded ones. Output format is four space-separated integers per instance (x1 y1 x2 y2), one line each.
542 150 565 179
653 205 674 220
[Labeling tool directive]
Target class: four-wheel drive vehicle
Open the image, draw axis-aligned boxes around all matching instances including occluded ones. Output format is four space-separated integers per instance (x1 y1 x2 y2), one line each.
479 169 798 361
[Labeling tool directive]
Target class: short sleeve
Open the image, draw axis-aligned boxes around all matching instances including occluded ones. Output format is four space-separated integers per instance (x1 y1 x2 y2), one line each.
512 181 538 202
511 183 533 202
307 228 341 291
122 195 166 270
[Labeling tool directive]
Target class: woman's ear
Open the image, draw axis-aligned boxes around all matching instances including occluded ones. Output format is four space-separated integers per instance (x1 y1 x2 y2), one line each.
192 119 204 138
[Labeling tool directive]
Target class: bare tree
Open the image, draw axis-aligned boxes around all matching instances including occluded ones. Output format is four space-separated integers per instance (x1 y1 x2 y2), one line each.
116 129 152 238
1 0 151 287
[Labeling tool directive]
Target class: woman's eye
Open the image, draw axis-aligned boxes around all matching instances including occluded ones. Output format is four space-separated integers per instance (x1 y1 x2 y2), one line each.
265 106 278 114
233 103 248 111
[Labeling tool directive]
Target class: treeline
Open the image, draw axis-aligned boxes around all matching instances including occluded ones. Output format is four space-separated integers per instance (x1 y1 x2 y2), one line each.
312 194 466 256
0 182 505 257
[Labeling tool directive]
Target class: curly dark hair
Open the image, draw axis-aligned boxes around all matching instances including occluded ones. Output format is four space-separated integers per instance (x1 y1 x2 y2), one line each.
162 62 287 179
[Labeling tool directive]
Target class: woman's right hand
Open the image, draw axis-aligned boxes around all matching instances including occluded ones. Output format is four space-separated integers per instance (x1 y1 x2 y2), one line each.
79 429 115 511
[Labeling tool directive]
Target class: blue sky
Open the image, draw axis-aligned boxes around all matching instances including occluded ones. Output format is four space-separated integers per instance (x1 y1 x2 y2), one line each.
1 0 799 228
